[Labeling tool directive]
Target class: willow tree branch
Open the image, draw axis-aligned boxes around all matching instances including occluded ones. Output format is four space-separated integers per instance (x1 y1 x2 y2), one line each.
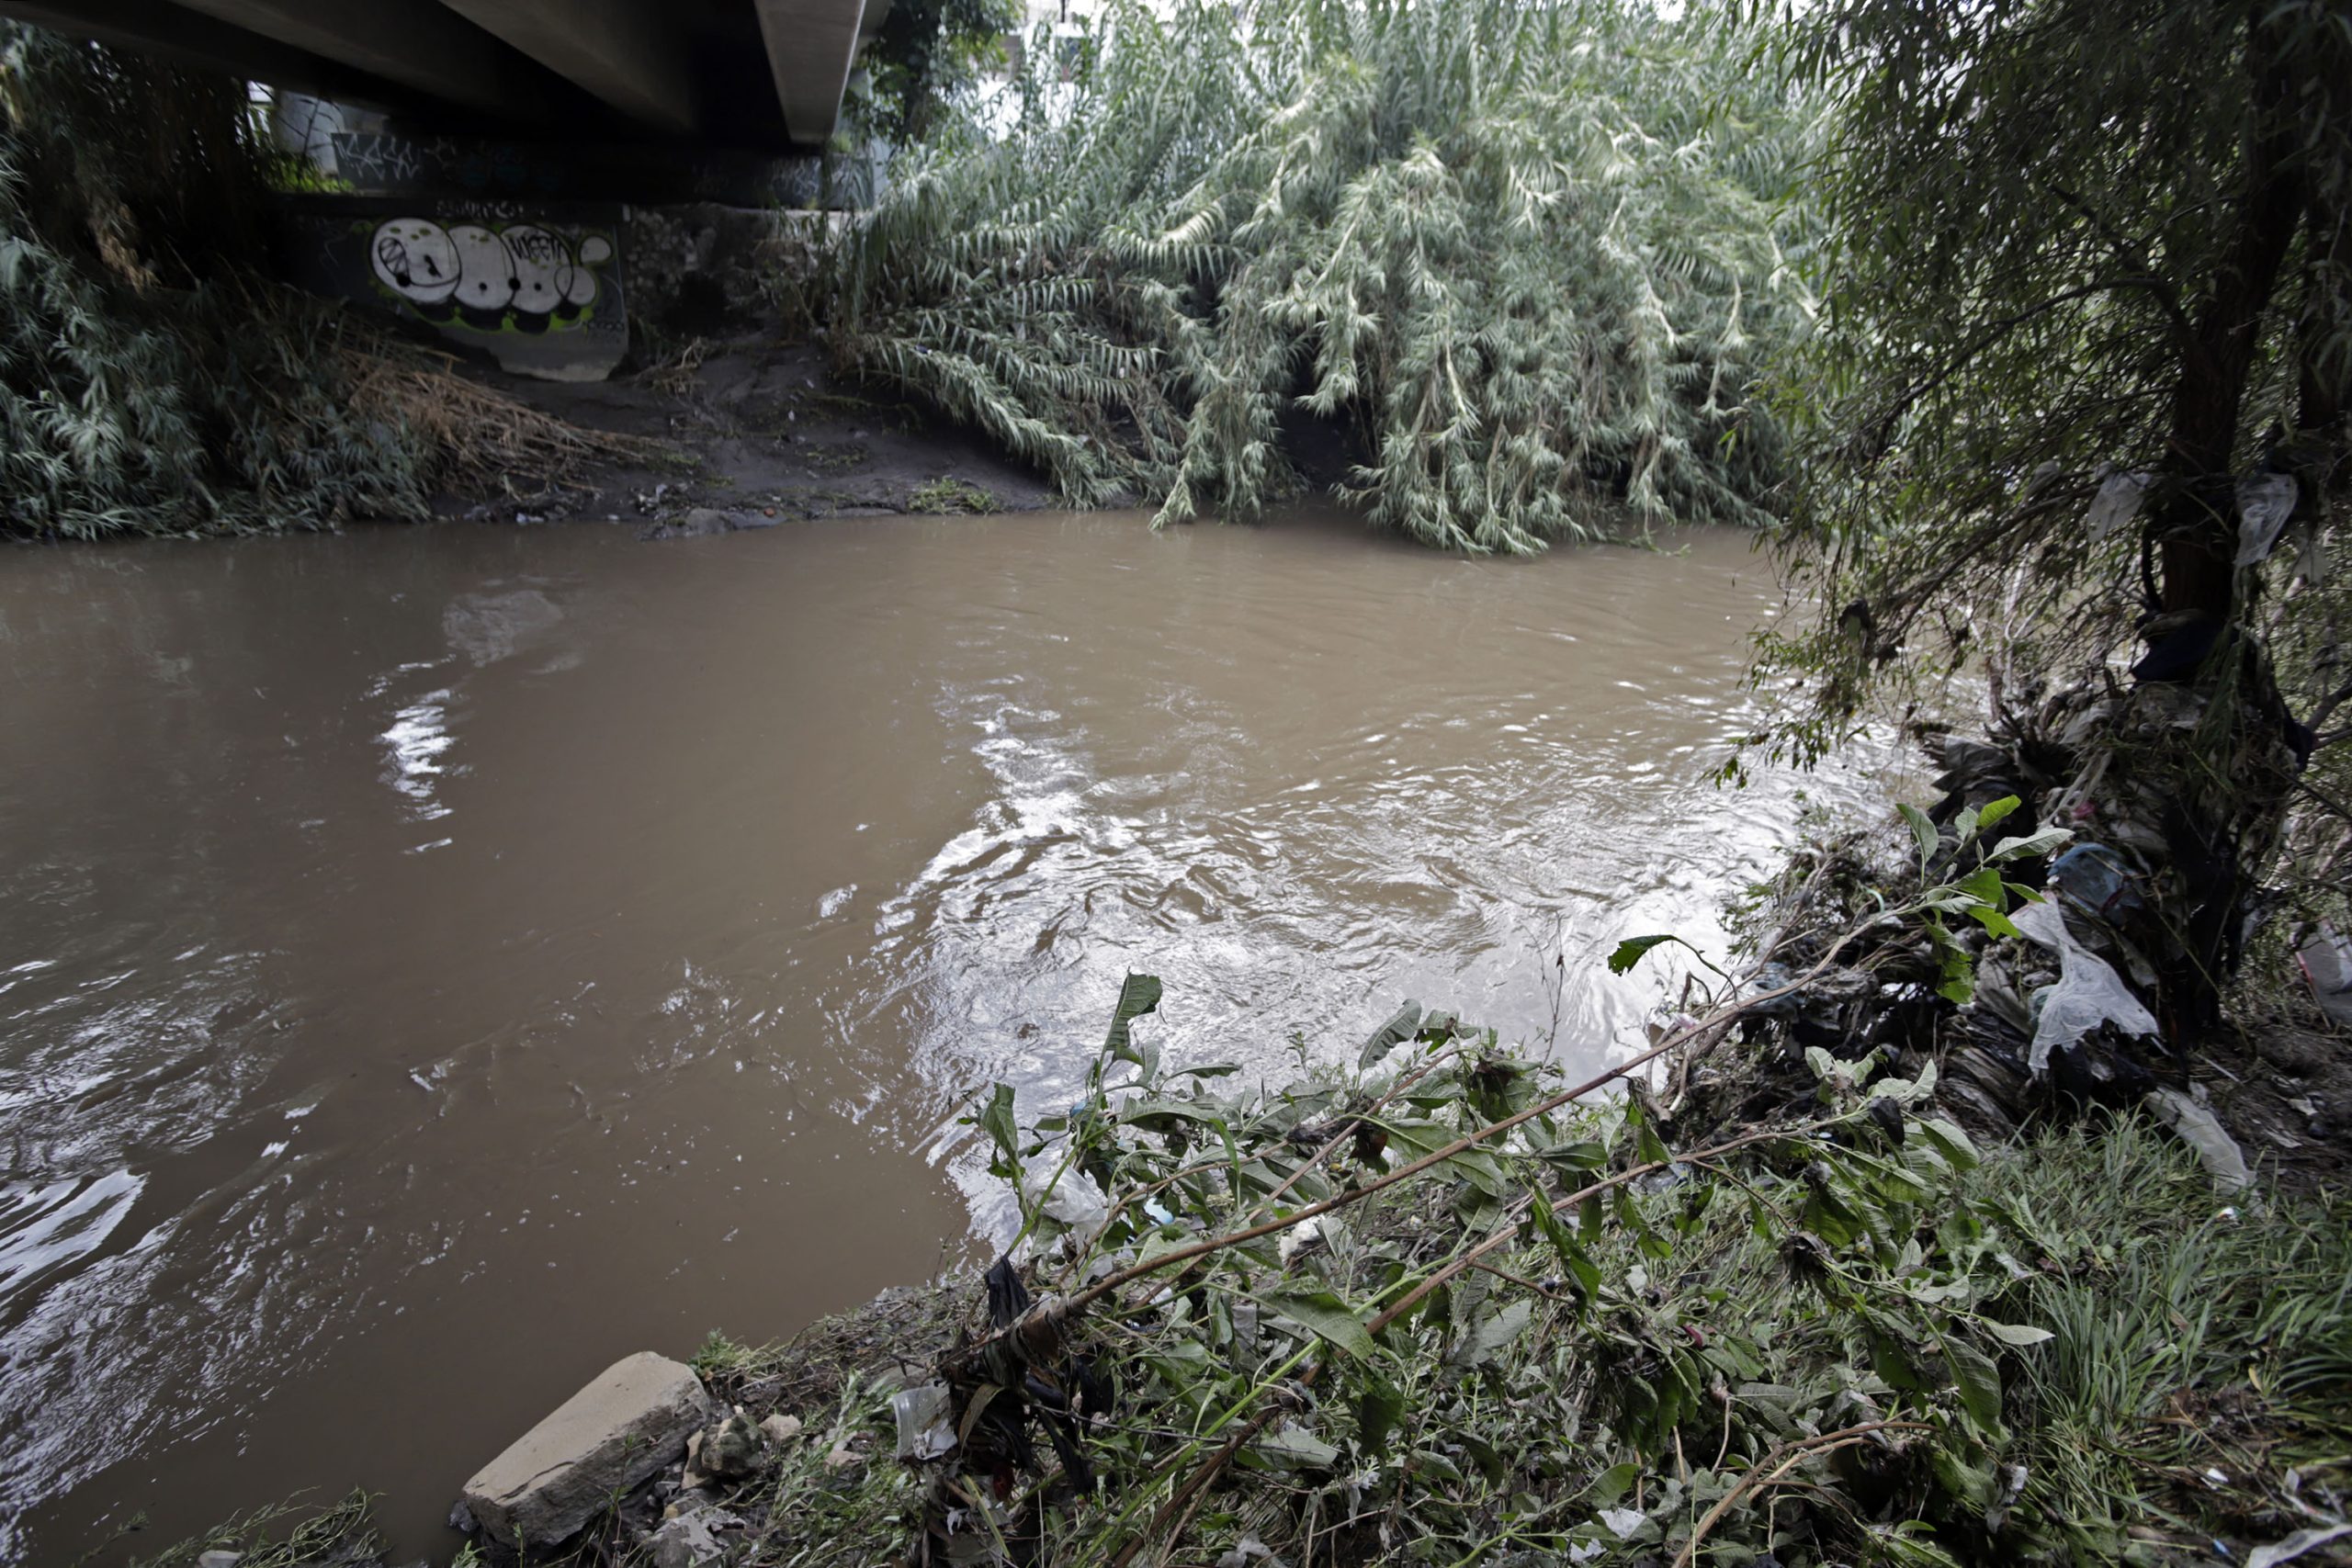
1866 278 2182 462
2042 181 2190 338
1670 1421 1936 1568
2304 676 2352 738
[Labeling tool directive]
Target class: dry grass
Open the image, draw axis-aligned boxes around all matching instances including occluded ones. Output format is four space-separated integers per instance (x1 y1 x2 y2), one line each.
340 345 673 495
643 336 712 400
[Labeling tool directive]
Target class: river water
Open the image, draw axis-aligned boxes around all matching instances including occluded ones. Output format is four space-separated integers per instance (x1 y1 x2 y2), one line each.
0 510 1895 1562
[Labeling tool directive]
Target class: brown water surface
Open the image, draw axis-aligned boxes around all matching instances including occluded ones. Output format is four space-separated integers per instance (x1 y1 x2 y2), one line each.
0 510 1891 1563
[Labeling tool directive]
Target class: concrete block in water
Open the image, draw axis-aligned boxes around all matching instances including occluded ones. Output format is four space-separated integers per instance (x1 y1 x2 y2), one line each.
462 1351 720 1548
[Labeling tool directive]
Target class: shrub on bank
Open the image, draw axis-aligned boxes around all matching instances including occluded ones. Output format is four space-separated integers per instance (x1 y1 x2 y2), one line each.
0 24 437 538
0 25 656 541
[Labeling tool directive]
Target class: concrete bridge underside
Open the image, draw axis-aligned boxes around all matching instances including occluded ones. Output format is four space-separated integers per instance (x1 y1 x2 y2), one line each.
0 0 883 150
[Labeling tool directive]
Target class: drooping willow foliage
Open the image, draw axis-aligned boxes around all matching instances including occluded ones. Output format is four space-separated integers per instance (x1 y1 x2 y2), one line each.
828 0 1817 553
1749 0 2352 761
0 23 431 538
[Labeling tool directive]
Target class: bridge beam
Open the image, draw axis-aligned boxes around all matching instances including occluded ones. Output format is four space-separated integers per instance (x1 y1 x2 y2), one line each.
168 0 566 119
433 0 698 136
754 0 880 146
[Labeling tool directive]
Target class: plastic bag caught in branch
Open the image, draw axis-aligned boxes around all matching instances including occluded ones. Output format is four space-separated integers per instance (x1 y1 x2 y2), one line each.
2011 899 2158 1073
2234 472 2298 566
1023 1166 1111 1247
2086 470 2151 541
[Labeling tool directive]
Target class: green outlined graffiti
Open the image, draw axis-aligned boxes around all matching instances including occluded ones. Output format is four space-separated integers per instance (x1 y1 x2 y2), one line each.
367 217 616 335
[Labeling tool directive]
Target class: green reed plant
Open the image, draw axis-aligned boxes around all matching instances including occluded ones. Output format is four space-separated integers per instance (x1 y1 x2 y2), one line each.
825 0 1816 553
0 22 430 538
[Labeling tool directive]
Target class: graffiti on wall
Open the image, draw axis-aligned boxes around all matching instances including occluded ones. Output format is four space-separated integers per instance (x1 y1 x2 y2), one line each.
368 218 615 334
276 196 630 381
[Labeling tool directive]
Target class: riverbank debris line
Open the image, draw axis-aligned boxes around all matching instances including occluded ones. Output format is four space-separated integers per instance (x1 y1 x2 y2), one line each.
676 1002 2346 1566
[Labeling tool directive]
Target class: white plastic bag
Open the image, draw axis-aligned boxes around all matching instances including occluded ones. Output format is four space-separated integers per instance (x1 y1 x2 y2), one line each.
2234 471 2299 565
2086 470 2151 541
1026 1166 1111 1247
2011 899 2158 1074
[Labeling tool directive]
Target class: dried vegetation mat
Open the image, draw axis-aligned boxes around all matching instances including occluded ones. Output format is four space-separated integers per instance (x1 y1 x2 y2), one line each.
339 345 673 500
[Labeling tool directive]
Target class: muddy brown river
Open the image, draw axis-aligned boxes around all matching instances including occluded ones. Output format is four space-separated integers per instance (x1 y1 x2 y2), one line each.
0 510 1896 1563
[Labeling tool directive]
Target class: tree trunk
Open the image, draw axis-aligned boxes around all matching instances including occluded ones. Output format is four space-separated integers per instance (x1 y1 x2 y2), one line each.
2152 5 2309 616
2128 6 2321 1044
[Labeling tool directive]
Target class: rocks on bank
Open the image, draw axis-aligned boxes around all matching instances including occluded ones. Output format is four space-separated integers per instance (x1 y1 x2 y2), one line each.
460 1351 720 1549
447 1348 830 1568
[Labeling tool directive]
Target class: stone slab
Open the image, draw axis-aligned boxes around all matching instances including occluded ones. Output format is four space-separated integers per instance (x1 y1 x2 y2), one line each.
463 1351 720 1548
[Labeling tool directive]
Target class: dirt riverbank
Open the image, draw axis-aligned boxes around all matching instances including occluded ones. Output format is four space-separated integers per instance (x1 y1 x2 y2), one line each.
443 333 1060 536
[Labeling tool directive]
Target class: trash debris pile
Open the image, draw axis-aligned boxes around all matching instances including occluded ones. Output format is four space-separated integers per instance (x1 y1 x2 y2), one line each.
1681 675 2349 1190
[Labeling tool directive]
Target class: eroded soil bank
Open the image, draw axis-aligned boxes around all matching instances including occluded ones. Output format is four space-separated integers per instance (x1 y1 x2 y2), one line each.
444 335 1064 534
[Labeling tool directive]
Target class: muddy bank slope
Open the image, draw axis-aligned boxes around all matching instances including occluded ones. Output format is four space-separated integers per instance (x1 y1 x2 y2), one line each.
448 333 1062 536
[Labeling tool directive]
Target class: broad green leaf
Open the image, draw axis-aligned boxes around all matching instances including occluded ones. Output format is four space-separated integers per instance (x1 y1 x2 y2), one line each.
1976 795 2021 831
1251 1420 1340 1470
1990 827 2073 863
1965 902 2023 940
1102 973 1162 1066
1587 1461 1642 1506
1382 1118 1507 1196
1956 864 2005 907
1945 1336 2005 1432
1529 1189 1604 1300
1456 1430 1510 1482
1836 1145 1934 1203
1119 1099 1227 1132
1412 1448 1464 1483
1898 802 1940 865
1982 1320 2055 1347
1356 1376 1407 1457
1447 1298 1533 1368
1607 934 1680 976
976 1084 1018 1165
1531 1134 1609 1170
1145 1339 1212 1385
1918 1117 1981 1171
1260 1288 1376 1360
1357 1000 1423 1069
1930 1448 2002 1510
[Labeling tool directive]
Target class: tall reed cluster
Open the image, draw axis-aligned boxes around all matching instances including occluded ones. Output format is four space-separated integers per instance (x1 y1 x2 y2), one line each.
831 0 1815 551
0 23 431 538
